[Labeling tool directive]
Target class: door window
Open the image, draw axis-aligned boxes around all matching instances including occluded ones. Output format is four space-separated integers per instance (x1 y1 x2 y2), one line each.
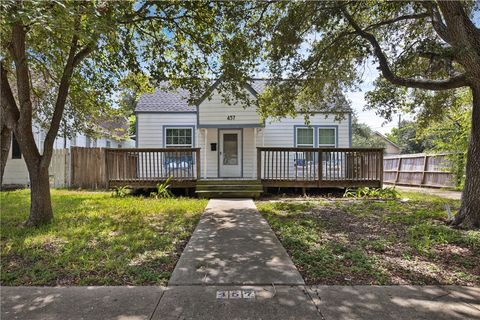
223 133 238 165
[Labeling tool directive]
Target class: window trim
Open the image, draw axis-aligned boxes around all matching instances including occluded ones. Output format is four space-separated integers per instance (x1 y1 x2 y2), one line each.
295 127 314 147
317 127 337 147
163 125 195 148
294 125 339 148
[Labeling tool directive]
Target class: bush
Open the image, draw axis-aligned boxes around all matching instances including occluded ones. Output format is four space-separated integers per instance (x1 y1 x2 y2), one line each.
151 177 173 199
111 185 130 198
343 187 400 199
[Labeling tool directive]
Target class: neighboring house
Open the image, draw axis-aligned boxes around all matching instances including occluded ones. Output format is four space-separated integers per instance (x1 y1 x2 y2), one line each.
373 131 401 155
2 117 134 187
135 79 353 180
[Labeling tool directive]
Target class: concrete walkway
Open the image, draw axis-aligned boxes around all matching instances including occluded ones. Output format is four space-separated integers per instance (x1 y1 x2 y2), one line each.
2 199 479 319
169 199 304 285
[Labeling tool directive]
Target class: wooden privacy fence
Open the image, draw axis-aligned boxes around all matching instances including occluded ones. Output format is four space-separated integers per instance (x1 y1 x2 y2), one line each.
383 153 455 188
49 149 70 187
71 147 108 189
257 147 384 188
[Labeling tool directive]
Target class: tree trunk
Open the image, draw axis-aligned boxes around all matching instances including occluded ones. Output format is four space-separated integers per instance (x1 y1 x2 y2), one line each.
0 125 12 187
453 84 480 229
25 161 53 226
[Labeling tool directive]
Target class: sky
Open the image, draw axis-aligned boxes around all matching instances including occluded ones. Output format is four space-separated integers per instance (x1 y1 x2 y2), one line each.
344 62 401 135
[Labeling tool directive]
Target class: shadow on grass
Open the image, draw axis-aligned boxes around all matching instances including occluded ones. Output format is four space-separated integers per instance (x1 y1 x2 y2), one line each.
0 189 207 286
258 199 480 286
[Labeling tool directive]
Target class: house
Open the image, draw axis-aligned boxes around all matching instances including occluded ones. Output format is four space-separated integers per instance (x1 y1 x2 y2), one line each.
373 131 401 155
2 118 134 187
136 80 352 178
128 79 383 197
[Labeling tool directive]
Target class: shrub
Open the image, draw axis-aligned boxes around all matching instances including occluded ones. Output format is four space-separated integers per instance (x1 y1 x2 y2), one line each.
151 177 174 199
111 186 130 198
343 187 400 199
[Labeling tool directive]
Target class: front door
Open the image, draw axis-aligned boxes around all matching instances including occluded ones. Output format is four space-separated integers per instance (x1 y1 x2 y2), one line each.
219 129 242 177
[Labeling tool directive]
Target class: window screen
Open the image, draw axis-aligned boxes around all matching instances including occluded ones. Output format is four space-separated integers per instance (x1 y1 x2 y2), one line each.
318 128 336 147
165 128 193 147
296 128 314 147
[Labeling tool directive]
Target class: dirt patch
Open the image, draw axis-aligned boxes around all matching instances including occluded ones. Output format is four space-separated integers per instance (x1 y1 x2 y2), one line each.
259 199 480 286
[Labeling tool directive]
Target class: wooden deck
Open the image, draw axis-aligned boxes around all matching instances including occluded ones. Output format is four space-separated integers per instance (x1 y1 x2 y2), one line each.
257 147 383 188
104 147 383 190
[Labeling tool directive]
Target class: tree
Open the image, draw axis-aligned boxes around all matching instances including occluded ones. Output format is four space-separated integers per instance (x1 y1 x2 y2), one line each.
418 89 472 188
1 1 259 226
351 116 386 148
387 120 431 154
255 1 480 229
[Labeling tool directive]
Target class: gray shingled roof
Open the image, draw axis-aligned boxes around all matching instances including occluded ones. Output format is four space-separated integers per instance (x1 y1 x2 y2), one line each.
135 79 351 113
136 84 194 113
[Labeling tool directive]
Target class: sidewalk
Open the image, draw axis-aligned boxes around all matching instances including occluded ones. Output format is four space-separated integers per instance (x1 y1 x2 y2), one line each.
1 199 479 319
2 285 478 319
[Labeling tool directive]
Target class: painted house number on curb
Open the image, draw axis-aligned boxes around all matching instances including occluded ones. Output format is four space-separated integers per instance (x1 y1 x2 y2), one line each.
216 290 255 299
227 115 235 120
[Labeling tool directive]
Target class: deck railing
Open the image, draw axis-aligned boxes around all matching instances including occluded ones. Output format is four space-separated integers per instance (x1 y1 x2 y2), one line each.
257 147 384 187
106 148 200 187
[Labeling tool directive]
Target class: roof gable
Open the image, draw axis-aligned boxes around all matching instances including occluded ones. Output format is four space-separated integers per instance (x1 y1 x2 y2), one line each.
135 79 351 113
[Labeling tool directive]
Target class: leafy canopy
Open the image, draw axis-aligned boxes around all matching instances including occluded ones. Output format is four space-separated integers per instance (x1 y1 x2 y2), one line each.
1 1 264 136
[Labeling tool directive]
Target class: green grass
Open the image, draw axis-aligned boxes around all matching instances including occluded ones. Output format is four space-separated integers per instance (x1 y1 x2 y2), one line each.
257 192 480 285
1 189 207 286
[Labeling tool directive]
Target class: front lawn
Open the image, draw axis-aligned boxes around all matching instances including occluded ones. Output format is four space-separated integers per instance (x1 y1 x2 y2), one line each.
1 189 207 286
257 192 480 285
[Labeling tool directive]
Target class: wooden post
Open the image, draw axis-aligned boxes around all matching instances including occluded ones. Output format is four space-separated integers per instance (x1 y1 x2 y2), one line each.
420 155 428 187
196 148 201 180
103 148 108 189
394 156 402 185
317 150 323 187
379 151 384 188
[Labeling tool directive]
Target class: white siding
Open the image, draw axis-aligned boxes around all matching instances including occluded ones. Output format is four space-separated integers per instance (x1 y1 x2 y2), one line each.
137 113 196 148
198 128 218 178
262 114 350 148
198 89 261 127
243 128 256 178
3 158 29 185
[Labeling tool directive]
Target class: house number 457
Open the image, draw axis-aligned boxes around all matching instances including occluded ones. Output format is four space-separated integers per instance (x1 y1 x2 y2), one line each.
227 115 235 120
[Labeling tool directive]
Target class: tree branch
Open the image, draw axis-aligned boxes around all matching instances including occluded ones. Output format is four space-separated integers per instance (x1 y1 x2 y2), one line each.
41 34 80 166
422 2 453 44
0 62 20 124
364 12 429 31
342 8 469 90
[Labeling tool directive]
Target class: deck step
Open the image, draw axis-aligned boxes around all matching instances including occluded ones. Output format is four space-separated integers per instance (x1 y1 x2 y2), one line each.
196 184 263 191
196 179 261 185
195 190 262 199
195 180 263 198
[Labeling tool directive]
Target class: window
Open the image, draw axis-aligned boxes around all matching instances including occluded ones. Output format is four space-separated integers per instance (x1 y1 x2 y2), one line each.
106 141 111 148
296 127 314 163
12 134 21 159
318 128 336 147
296 127 314 147
85 136 91 148
165 128 193 147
